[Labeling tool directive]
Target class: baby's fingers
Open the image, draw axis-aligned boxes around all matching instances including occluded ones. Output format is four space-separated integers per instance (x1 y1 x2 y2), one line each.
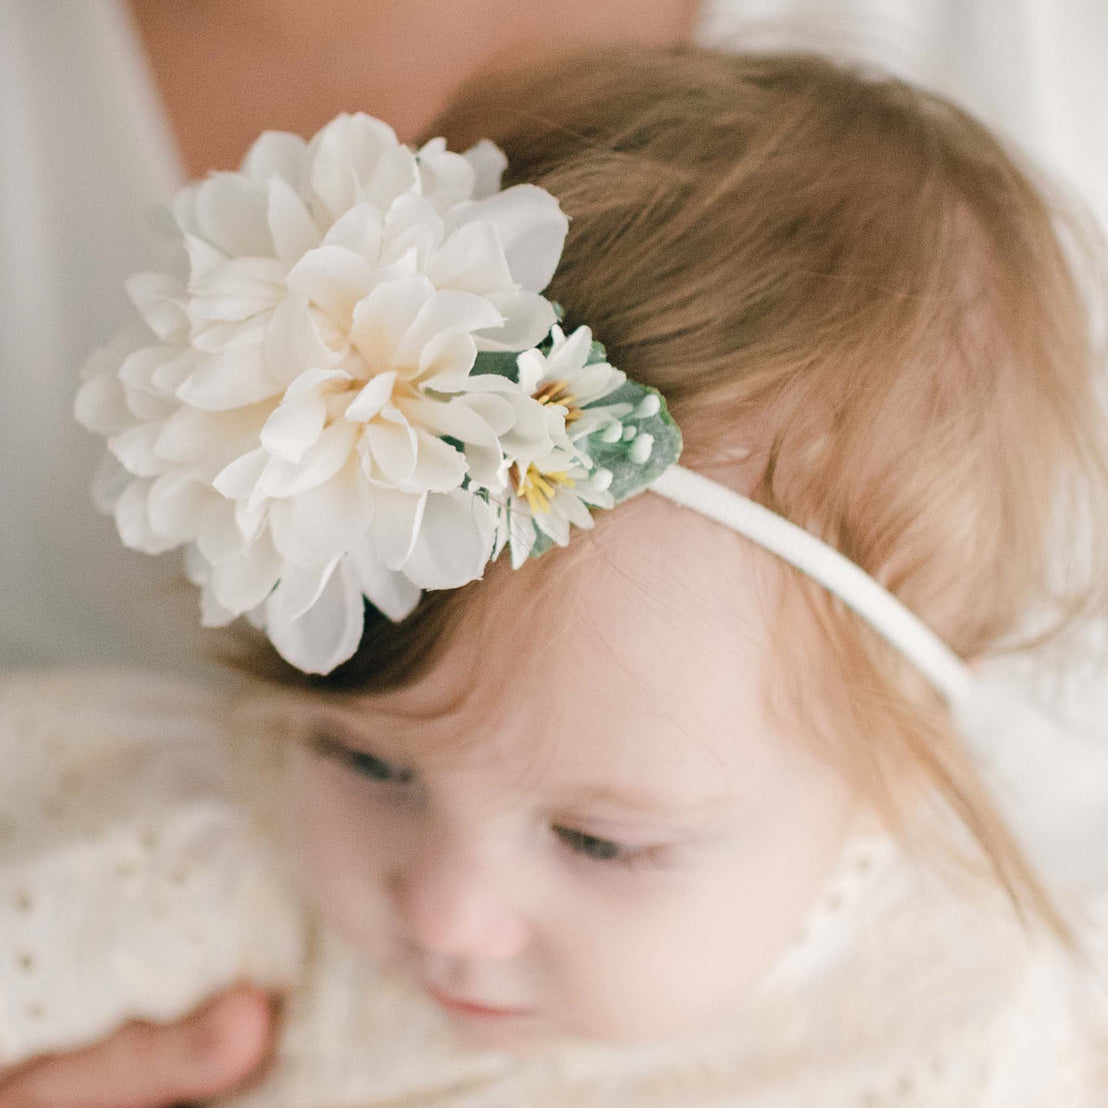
0 983 275 1108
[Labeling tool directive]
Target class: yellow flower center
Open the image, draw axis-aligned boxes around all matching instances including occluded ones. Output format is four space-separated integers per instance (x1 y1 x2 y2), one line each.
532 378 581 425
509 462 576 514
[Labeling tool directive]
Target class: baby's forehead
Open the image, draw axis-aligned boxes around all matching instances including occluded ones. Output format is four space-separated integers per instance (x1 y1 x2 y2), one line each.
334 494 789 794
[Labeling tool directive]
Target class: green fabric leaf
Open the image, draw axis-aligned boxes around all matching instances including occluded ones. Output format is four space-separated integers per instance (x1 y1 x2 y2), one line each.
472 350 521 380
580 380 682 503
575 335 682 504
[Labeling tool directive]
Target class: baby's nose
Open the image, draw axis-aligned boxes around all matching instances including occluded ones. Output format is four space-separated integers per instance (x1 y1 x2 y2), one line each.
387 843 531 961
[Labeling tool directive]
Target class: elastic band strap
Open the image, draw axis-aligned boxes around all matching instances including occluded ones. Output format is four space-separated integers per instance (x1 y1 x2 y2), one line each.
650 465 974 703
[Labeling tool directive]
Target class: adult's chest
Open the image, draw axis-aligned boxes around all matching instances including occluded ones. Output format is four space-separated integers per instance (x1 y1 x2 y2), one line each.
126 0 699 177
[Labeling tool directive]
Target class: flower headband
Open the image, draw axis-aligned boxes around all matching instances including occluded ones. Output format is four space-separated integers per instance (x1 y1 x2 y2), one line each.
76 112 970 701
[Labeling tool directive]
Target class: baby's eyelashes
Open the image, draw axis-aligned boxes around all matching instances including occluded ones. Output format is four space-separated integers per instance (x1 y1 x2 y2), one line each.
308 732 416 785
552 825 626 861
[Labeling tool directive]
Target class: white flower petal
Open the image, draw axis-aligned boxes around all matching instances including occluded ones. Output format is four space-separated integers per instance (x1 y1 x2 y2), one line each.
346 539 421 621
214 447 270 500
75 375 133 435
150 349 203 395
268 458 374 566
125 273 189 341
189 257 287 323
91 454 131 515
497 396 558 464
270 560 337 622
515 348 547 395
473 290 557 353
548 323 590 371
395 289 502 372
402 395 505 488
508 511 538 569
265 556 365 674
257 419 359 498
122 385 175 425
323 200 385 264
463 139 508 199
369 486 427 570
210 536 283 614
197 498 250 564
533 501 572 546
199 582 238 629
147 472 214 543
410 429 467 493
114 479 177 554
285 366 350 400
381 193 444 269
566 363 626 405
183 232 228 285
345 371 397 423
309 113 418 221
191 316 268 353
416 331 479 393
195 172 272 258
262 295 342 388
184 543 210 586
348 275 434 371
364 412 418 485
286 244 376 323
117 345 180 396
80 324 147 383
417 138 476 211
447 184 567 292
235 495 267 546
176 347 281 410
578 482 614 510
267 175 322 265
558 489 595 530
242 129 310 189
157 405 267 466
400 488 495 589
108 424 168 477
428 221 514 296
261 392 327 463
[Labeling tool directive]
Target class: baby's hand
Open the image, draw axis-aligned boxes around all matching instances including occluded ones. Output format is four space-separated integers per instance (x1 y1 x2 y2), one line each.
0 984 275 1107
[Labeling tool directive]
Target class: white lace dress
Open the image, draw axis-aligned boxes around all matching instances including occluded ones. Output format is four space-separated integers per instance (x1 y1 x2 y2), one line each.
1 669 1105 1106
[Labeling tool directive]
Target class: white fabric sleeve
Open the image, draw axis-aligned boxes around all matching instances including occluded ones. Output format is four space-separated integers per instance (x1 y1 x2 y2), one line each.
0 669 305 1070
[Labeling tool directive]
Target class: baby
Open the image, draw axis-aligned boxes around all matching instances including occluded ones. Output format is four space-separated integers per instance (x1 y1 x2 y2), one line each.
4 44 1108 1105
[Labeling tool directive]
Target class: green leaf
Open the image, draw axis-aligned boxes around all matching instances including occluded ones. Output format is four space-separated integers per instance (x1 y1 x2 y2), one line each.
472 350 521 381
579 381 682 504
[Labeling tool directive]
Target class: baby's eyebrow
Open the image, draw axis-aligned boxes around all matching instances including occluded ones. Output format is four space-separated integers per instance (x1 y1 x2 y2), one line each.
564 783 735 819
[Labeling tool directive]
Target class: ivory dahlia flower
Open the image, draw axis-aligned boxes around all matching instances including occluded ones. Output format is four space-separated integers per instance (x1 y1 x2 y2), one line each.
76 113 568 674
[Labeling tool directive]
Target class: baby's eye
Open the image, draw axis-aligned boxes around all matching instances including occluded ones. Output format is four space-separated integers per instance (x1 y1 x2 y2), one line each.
553 825 631 863
310 733 415 785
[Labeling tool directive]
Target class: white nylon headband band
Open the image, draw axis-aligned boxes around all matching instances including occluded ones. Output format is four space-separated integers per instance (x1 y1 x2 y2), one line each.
650 466 974 704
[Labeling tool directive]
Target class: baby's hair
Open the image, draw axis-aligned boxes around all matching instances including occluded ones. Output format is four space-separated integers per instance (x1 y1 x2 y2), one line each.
248 47 1108 942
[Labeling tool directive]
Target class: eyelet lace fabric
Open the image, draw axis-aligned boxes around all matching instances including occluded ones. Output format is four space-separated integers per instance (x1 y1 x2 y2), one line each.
0 670 304 1069
1 669 1105 1105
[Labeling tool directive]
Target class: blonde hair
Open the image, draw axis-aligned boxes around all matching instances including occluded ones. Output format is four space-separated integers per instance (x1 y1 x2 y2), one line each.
258 47 1108 941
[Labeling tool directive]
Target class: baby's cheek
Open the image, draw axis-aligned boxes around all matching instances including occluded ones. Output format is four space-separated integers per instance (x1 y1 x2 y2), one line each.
282 749 401 960
550 917 760 1041
549 825 853 1041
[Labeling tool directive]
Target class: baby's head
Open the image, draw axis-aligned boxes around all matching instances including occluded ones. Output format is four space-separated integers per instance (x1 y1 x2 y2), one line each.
245 48 1108 1046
